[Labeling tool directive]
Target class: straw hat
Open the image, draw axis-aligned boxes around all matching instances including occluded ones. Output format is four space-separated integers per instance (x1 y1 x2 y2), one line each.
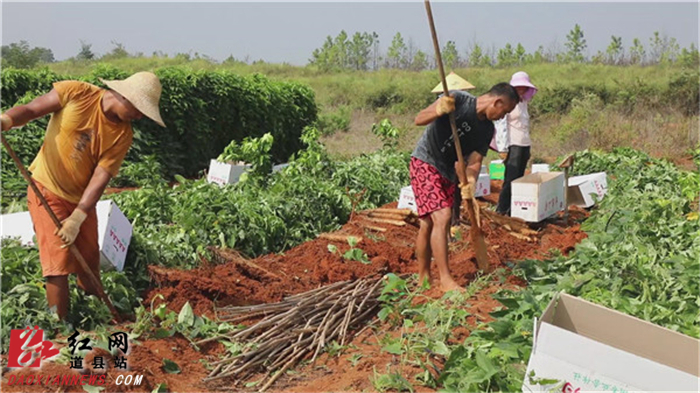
100 72 165 127
509 71 537 102
431 72 475 94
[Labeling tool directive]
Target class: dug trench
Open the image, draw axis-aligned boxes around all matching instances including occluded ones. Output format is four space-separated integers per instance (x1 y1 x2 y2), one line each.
1 180 589 393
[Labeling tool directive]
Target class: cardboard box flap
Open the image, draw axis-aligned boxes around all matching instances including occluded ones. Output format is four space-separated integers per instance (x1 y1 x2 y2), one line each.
542 293 700 378
532 322 698 392
513 172 563 185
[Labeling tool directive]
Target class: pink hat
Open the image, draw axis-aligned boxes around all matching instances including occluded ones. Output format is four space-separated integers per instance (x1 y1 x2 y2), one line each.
510 71 537 102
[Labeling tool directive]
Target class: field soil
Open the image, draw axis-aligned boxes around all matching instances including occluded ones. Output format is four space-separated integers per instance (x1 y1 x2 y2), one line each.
2 180 589 393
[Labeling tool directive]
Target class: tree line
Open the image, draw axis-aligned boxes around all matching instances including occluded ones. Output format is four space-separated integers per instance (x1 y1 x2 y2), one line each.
309 25 699 71
2 24 698 70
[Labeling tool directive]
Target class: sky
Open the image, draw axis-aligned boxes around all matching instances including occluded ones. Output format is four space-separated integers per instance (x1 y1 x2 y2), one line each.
2 1 698 65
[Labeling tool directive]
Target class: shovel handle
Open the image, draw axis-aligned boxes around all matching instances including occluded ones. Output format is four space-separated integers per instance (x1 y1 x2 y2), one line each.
1 133 122 323
424 0 468 187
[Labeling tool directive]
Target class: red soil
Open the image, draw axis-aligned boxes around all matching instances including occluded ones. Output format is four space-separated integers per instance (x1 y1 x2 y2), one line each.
2 180 589 392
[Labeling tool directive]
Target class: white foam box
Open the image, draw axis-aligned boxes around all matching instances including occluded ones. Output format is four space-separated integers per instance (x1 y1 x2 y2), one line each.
567 172 608 208
272 163 290 173
206 159 251 186
511 172 565 222
96 200 132 272
480 164 488 174
1 200 132 272
522 292 700 392
475 173 491 198
397 186 418 213
531 163 550 173
1 210 35 245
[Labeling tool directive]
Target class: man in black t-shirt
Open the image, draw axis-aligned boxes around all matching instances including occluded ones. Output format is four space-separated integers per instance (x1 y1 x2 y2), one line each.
410 83 519 292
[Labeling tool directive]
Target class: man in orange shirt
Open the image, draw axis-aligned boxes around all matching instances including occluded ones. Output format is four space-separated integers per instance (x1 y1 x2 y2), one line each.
0 72 164 320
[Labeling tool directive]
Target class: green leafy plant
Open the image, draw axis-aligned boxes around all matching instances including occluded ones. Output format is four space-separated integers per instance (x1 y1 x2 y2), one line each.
371 118 402 149
342 236 370 264
372 365 414 393
217 133 275 177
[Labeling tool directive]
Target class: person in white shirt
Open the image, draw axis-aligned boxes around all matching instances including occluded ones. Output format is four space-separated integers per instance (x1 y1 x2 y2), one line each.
496 71 538 215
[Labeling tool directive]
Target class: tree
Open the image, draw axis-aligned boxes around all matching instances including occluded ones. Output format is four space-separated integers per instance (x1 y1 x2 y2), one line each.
405 37 418 69
32 47 55 64
606 36 623 65
564 24 587 62
497 43 516 67
386 32 407 69
1 40 54 69
76 40 95 60
629 38 645 65
348 32 373 70
371 33 381 71
101 40 129 60
679 43 699 68
333 30 349 69
648 31 679 64
591 51 606 65
523 45 546 65
310 31 378 71
442 40 459 70
310 35 335 70
514 43 526 65
469 44 484 67
410 50 429 71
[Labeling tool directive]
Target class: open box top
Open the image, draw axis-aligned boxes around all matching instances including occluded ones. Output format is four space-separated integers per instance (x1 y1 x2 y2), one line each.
523 292 700 392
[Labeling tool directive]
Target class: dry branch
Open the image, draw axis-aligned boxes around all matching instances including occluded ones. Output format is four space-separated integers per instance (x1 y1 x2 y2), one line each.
204 276 388 391
319 233 363 243
364 217 406 226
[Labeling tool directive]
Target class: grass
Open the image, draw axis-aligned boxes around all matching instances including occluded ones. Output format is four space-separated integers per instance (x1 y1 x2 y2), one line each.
42 57 699 162
321 107 699 164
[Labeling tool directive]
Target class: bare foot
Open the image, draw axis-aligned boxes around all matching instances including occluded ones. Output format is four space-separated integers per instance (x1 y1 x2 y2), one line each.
440 280 466 293
417 273 431 289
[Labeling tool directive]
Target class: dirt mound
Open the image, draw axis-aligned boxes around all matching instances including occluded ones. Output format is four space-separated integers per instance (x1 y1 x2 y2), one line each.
2 180 590 393
144 184 588 319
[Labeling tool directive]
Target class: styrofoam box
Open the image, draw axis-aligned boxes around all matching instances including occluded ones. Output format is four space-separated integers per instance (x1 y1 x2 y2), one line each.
96 200 132 272
531 163 550 173
272 163 290 173
1 210 35 245
475 173 491 198
1 200 132 271
568 172 608 208
397 186 418 213
480 165 487 174
206 159 251 186
511 172 565 222
522 292 700 392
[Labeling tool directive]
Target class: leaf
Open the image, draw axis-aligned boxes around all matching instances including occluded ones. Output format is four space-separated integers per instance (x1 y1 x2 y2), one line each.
380 274 407 295
433 341 450 356
244 380 261 388
475 350 497 376
327 244 337 254
154 328 174 339
382 341 403 355
489 320 514 337
162 358 181 374
151 383 168 393
83 384 105 393
178 302 195 326
377 307 391 322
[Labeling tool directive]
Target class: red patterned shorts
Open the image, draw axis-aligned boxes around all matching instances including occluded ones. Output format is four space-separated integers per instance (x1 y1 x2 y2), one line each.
409 157 456 218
